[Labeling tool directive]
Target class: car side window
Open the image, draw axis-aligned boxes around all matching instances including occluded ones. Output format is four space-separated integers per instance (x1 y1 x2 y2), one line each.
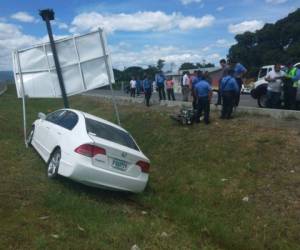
58 111 78 130
46 110 66 124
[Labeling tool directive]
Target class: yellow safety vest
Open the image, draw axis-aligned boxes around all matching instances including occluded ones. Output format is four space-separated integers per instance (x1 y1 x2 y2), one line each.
287 67 299 88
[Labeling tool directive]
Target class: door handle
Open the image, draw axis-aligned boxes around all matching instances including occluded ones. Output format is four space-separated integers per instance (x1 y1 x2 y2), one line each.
57 132 61 135
46 127 50 129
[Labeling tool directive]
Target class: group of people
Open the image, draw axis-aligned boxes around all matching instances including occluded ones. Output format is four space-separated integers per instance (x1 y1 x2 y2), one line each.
129 72 177 107
265 62 300 109
128 59 300 118
181 59 247 124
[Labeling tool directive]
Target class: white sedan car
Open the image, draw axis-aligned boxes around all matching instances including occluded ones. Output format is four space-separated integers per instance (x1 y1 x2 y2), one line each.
28 109 150 193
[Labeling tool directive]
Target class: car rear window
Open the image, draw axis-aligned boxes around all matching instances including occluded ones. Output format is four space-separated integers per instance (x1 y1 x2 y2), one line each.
85 118 139 151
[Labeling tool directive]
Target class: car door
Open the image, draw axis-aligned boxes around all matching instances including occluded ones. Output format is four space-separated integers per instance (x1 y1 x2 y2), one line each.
42 110 68 159
33 110 64 160
45 111 79 158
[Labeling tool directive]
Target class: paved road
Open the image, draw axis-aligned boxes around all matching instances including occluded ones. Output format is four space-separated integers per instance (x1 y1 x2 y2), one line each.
86 89 258 108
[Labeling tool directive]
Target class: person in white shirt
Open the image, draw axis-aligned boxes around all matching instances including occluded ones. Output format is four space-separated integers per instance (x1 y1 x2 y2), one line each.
182 71 190 102
130 77 137 98
265 63 285 109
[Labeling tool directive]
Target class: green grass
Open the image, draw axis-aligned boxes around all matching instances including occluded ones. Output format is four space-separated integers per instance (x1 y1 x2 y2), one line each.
1 86 300 250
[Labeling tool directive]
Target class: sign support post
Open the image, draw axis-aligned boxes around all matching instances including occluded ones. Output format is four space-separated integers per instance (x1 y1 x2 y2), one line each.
39 9 69 108
15 51 28 147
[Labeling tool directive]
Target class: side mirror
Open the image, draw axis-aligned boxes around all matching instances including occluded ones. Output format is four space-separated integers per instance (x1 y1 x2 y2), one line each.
38 112 46 120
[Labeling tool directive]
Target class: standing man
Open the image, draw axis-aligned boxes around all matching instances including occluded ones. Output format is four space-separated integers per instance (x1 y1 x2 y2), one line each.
155 71 166 101
265 63 285 109
220 69 239 119
143 75 152 107
284 62 298 110
166 76 176 101
230 59 247 107
194 76 212 124
129 77 136 98
182 71 190 102
216 59 229 106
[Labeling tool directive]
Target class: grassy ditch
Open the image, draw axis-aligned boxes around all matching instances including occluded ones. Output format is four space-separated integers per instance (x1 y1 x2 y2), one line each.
1 86 300 249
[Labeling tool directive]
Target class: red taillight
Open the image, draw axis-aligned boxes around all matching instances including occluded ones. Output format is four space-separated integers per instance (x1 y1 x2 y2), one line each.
137 161 150 173
75 144 106 157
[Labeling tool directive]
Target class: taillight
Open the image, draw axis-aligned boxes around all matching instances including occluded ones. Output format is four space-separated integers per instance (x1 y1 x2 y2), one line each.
137 161 150 173
75 144 106 157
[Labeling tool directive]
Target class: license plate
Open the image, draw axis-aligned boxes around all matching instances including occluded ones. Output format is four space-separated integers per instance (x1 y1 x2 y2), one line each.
112 158 128 171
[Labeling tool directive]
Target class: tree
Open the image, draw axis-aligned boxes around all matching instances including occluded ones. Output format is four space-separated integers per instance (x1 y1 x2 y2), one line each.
228 8 300 77
156 59 165 72
179 62 197 70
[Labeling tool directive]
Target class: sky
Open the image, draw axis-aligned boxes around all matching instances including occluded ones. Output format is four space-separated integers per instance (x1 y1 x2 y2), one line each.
0 0 299 71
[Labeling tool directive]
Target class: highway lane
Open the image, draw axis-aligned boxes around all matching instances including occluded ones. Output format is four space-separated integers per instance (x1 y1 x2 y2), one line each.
86 89 258 108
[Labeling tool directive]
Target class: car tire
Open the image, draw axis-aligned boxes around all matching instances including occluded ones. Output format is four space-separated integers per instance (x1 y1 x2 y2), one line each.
27 126 35 147
47 149 61 179
258 94 268 108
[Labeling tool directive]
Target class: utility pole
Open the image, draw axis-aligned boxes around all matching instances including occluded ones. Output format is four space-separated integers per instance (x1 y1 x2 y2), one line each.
39 9 69 108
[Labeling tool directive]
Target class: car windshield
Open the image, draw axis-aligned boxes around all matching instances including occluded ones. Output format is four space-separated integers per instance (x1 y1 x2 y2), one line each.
85 118 139 151
258 68 268 79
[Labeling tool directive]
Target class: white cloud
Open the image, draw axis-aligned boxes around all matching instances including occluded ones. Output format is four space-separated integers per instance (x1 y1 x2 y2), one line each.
180 0 202 5
53 20 69 30
11 12 36 23
265 0 288 4
70 11 215 33
109 43 221 70
228 20 264 34
217 6 224 11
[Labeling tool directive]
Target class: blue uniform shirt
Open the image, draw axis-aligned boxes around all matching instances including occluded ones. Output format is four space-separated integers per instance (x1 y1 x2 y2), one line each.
191 75 199 89
221 76 239 93
155 74 165 87
195 80 212 97
143 79 152 90
234 63 247 78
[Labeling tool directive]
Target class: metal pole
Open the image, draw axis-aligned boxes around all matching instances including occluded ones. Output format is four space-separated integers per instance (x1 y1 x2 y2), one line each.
15 51 28 147
39 9 69 108
98 29 121 126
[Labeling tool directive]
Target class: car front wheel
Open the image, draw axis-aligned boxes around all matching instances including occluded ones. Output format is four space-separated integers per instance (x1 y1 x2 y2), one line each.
258 94 268 108
47 149 61 179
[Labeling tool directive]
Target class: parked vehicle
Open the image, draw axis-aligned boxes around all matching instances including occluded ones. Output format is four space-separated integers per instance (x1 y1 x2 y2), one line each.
241 84 252 94
250 64 300 108
28 109 150 193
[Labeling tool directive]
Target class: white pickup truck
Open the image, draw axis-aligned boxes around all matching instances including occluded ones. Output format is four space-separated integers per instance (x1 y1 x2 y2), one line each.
250 63 300 108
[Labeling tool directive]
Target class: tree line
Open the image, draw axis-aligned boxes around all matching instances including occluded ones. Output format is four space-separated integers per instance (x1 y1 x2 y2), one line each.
228 8 300 77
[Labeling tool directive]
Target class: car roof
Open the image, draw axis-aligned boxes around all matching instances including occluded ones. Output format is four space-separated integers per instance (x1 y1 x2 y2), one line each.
59 108 126 132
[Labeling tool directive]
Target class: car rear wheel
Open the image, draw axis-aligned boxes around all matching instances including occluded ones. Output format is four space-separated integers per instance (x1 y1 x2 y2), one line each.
47 149 61 179
258 94 268 108
27 126 35 147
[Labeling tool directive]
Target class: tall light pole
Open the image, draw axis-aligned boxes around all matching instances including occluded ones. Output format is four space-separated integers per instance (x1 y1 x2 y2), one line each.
39 9 69 108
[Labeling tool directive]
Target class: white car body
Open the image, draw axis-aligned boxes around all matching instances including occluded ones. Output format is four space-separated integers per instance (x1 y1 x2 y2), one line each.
30 109 150 193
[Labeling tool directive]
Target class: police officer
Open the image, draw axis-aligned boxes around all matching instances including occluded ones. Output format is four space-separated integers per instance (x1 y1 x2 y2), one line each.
143 75 152 107
220 69 239 119
194 75 212 124
229 59 247 107
155 71 166 101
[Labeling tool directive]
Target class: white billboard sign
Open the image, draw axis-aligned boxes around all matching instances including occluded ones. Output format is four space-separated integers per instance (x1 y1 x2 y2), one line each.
13 29 114 98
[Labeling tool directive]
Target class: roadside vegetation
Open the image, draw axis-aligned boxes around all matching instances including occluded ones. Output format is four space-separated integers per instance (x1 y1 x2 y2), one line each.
1 86 300 249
